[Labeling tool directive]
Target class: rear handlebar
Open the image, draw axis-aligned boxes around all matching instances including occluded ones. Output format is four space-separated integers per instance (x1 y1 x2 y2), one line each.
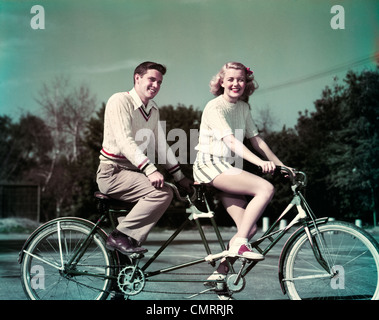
165 182 197 203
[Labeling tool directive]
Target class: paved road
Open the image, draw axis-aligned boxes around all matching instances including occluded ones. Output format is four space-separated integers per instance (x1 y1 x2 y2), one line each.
2 227 379 301
0 228 290 301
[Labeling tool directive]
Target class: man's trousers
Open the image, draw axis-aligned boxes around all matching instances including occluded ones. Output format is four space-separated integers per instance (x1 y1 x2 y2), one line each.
96 163 173 243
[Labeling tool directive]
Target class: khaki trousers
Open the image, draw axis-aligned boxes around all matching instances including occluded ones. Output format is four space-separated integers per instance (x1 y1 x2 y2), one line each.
96 163 173 243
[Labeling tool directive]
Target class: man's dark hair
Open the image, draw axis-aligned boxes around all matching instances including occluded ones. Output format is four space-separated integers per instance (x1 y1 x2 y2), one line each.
133 61 167 82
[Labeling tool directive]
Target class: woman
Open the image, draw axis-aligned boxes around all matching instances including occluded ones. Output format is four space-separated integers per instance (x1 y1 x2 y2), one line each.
193 62 291 277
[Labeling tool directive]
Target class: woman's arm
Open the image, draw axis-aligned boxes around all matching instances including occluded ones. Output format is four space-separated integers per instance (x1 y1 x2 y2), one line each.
249 135 284 166
222 134 277 173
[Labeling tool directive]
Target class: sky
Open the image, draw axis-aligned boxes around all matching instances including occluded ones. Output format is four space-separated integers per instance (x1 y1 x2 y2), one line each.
1 0 378 130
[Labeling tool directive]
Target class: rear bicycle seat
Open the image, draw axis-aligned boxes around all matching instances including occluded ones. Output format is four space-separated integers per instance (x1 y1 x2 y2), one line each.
94 191 136 211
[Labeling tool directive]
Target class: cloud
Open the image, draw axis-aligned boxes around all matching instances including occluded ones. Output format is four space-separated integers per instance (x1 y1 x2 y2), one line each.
0 37 31 58
75 59 140 75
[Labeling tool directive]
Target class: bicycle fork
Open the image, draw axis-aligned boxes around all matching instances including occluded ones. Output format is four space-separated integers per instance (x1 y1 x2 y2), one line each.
303 223 330 273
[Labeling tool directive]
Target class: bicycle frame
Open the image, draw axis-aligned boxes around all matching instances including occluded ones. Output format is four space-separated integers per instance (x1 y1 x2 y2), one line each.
19 165 379 300
108 172 331 290
240 191 330 287
133 185 230 281
18 167 332 297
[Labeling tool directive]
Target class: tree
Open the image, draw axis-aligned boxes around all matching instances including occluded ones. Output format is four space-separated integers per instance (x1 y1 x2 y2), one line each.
295 68 379 224
0 115 17 181
253 105 278 136
36 76 96 163
159 104 202 178
324 70 379 225
35 77 97 218
0 114 52 182
74 103 106 219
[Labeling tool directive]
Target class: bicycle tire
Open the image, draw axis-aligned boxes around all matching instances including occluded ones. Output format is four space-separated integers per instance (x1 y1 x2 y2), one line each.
20 219 116 300
283 221 379 300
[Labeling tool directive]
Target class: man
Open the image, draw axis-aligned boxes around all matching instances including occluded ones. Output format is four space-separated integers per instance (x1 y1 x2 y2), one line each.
96 61 192 254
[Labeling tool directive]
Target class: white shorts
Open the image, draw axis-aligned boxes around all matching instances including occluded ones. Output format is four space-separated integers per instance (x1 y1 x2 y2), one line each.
193 152 234 183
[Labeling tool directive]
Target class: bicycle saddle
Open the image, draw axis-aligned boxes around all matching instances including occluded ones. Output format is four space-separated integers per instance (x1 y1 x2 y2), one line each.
94 191 136 210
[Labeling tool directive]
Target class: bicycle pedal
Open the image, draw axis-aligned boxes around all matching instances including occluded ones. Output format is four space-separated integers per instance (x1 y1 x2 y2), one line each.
203 279 226 288
128 253 144 259
236 257 247 262
109 290 127 301
227 253 264 261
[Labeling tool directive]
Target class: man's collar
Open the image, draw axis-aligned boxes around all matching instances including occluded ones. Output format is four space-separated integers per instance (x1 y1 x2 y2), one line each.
129 88 158 113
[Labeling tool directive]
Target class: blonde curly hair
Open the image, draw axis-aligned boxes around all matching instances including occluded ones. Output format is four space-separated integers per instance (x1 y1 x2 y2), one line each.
209 62 258 103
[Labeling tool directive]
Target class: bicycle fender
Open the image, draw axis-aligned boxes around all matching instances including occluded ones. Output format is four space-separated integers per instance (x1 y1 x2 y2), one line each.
18 217 109 264
277 217 329 295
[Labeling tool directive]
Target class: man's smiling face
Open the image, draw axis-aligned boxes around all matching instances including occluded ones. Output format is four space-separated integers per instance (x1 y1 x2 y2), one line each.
134 69 163 105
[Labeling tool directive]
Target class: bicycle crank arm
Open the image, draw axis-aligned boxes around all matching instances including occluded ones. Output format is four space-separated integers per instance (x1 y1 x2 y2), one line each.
205 250 229 262
186 287 215 299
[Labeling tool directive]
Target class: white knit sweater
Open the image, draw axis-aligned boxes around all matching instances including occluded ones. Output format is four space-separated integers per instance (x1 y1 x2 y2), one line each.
100 89 184 181
195 95 259 161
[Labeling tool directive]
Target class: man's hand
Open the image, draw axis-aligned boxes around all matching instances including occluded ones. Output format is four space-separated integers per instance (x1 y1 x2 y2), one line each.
148 171 165 189
177 177 193 193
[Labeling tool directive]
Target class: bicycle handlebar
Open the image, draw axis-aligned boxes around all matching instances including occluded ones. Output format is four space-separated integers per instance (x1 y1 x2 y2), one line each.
164 182 197 203
274 166 307 187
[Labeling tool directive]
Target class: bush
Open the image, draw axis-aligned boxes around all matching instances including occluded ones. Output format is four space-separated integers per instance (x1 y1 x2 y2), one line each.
0 218 41 234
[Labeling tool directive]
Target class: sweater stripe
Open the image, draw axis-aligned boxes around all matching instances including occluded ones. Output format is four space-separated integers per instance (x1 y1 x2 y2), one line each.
167 164 180 174
139 107 152 121
138 158 149 170
101 148 126 159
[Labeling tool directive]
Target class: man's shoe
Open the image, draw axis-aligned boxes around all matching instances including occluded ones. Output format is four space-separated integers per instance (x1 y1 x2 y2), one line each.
106 230 147 255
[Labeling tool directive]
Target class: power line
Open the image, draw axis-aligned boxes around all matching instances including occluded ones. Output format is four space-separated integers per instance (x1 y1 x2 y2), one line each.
256 53 377 95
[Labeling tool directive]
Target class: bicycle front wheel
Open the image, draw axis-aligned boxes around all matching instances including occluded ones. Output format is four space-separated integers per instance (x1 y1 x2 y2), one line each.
20 219 116 300
283 221 379 300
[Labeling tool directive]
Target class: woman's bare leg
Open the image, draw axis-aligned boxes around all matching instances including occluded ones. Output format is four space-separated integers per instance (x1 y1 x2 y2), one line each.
211 168 274 271
211 168 274 239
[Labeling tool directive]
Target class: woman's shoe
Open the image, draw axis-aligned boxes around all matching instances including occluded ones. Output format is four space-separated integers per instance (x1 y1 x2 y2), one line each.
228 242 264 261
204 271 226 287
217 291 235 300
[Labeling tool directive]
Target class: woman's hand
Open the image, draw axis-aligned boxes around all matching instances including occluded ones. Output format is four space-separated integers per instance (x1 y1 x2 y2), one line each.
259 160 277 174
280 165 296 178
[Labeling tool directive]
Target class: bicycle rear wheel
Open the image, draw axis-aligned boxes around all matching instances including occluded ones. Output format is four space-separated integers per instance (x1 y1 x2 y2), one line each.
283 221 379 300
20 219 116 300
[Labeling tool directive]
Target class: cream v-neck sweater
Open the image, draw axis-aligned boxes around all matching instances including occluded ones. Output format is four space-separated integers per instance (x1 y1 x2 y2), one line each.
100 89 184 181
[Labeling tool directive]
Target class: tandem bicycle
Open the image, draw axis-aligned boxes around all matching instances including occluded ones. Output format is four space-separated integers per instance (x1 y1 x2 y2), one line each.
18 167 379 300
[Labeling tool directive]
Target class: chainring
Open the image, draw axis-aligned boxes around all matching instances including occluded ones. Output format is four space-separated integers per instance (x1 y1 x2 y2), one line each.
117 266 145 296
226 274 246 292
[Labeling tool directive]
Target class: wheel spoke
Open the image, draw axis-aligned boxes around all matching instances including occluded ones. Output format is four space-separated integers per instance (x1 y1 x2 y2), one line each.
284 222 379 300
20 220 115 300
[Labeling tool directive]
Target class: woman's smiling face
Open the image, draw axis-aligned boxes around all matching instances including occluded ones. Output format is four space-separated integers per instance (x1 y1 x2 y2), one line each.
221 68 246 103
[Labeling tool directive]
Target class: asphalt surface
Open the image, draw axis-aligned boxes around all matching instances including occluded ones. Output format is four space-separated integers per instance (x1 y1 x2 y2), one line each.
2 226 379 302
1 228 291 301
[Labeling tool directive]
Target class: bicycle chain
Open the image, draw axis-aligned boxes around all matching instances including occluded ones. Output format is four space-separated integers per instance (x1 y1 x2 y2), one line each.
68 264 236 297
